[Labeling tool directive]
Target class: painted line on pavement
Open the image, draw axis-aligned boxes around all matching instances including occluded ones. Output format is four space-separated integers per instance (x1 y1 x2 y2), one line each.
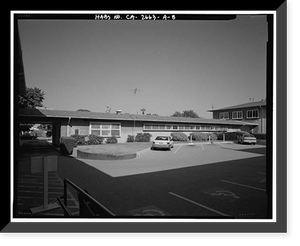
221 180 266 192
200 143 204 151
168 192 230 217
174 144 183 154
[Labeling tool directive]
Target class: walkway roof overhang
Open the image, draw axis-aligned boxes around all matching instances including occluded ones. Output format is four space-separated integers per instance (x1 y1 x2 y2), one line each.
19 108 258 126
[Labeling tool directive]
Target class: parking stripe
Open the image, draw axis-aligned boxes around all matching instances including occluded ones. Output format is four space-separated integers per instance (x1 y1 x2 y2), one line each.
174 144 183 154
168 192 230 217
221 180 266 192
200 143 204 151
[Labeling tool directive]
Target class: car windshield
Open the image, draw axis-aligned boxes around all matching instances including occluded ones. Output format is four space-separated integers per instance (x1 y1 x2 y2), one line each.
244 134 255 137
155 136 169 141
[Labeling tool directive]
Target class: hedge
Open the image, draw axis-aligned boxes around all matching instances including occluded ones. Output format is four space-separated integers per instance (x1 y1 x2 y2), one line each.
60 137 77 155
86 134 104 145
71 134 104 145
216 131 248 141
106 136 118 144
171 132 188 141
189 132 218 141
135 133 152 142
253 133 266 140
126 135 135 143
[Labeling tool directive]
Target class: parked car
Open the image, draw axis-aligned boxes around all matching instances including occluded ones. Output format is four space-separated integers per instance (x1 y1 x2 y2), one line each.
237 133 257 145
152 136 174 150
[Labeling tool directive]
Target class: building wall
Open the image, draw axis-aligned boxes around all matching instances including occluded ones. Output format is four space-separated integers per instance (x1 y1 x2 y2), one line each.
59 118 253 143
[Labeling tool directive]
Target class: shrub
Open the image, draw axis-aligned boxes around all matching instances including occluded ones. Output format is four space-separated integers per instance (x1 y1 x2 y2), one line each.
216 131 248 141
60 137 77 155
106 136 118 144
135 133 152 142
208 133 218 141
171 132 188 141
86 134 104 145
71 134 104 145
71 134 87 145
126 135 135 143
189 132 209 141
20 133 37 140
253 133 266 140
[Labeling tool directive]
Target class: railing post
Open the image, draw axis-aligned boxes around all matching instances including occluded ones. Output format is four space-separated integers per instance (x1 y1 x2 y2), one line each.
64 178 68 208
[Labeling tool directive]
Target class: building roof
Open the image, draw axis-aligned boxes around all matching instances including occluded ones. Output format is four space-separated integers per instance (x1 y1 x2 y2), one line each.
19 108 258 126
207 100 266 112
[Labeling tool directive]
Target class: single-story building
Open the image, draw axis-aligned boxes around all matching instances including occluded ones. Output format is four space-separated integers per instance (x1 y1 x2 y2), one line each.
19 108 259 146
207 100 266 134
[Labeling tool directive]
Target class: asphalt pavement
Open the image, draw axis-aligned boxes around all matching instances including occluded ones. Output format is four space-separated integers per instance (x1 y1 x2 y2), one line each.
15 140 269 219
57 142 268 219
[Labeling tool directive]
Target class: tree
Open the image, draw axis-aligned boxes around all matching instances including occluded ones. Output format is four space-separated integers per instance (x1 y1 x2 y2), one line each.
182 110 199 118
171 111 183 117
171 110 200 118
18 87 45 134
18 87 45 108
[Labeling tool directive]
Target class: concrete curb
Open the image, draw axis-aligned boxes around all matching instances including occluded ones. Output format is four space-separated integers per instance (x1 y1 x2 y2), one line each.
77 149 137 160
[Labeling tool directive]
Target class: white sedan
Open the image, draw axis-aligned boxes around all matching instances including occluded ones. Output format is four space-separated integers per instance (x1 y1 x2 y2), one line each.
237 134 257 145
152 136 174 150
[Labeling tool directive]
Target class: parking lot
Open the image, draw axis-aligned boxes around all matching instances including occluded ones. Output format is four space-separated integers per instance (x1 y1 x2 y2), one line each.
57 142 269 219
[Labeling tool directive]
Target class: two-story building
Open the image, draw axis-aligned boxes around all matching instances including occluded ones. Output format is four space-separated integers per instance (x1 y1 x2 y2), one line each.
207 100 266 134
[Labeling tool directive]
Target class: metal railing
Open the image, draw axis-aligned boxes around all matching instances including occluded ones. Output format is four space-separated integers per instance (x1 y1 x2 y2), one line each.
57 178 115 217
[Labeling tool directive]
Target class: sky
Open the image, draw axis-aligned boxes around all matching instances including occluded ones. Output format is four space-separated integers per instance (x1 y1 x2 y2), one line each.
18 14 267 118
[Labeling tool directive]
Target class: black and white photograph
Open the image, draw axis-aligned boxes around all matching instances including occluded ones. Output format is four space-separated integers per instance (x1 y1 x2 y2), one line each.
6 6 288 234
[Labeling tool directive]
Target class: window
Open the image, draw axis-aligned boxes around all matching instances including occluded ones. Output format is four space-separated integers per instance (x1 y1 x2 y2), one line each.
247 109 259 119
90 122 121 137
166 125 172 130
173 125 178 130
179 125 184 130
219 112 229 119
190 125 196 130
232 111 243 119
159 125 166 130
145 124 151 130
152 125 159 130
74 129 80 135
196 126 201 130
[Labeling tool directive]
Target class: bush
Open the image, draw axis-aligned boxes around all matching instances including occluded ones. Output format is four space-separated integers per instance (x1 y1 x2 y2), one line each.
208 133 218 141
106 136 118 144
71 134 87 145
20 133 37 140
171 132 188 141
60 137 77 155
216 131 248 141
71 134 104 145
87 134 104 145
135 133 152 142
126 135 135 143
189 132 208 141
253 133 266 140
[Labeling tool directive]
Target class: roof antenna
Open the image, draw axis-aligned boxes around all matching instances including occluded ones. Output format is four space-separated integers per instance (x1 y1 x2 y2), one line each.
105 106 111 113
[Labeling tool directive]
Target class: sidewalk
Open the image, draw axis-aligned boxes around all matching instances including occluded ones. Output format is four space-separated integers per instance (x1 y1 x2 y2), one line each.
16 140 79 218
